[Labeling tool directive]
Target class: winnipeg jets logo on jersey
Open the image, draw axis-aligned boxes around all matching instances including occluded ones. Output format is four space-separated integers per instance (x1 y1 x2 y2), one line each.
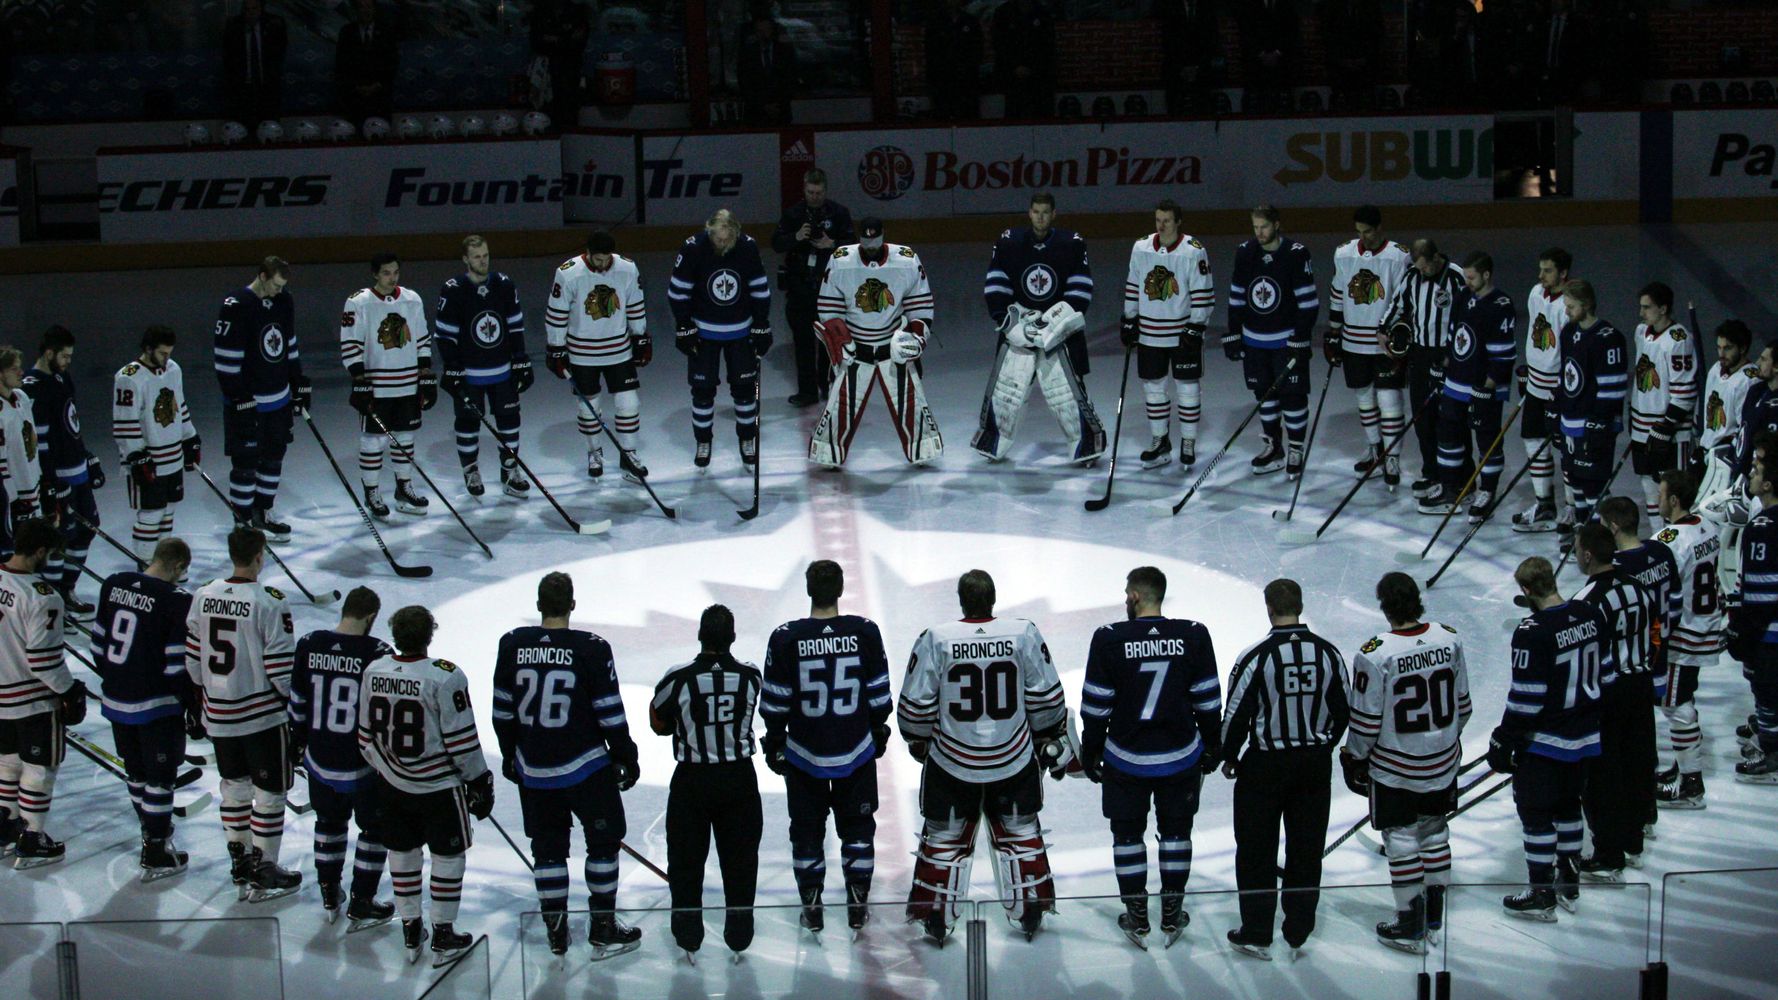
259 323 285 362
65 400 80 436
471 311 502 346
708 269 741 304
1563 358 1583 395
1248 276 1280 314
1453 323 1475 361
1021 264 1057 301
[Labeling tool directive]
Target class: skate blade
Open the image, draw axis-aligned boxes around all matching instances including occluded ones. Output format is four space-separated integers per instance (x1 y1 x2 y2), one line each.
14 854 64 871
235 882 251 902
247 885 301 904
1736 773 1778 784
396 506 429 517
1504 908 1557 923
587 938 641 963
682 949 698 966
1393 550 1426 565
406 947 424 966
432 947 469 968
1655 798 1706 810
1163 928 1185 949
1558 897 1578 914
347 914 394 934
1230 944 1271 961
140 863 189 884
1376 936 1425 956
324 906 341 926
1123 929 1149 951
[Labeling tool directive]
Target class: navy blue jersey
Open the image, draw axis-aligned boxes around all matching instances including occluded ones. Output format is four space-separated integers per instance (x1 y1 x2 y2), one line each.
1737 502 1778 649
89 571 193 725
667 232 772 341
434 270 528 386
1557 318 1628 439
1735 382 1778 478
491 626 637 789
1226 237 1318 351
760 614 892 778
20 367 94 487
1501 601 1611 762
1444 287 1516 402
289 629 393 790
1080 616 1221 777
982 226 1092 326
215 285 303 411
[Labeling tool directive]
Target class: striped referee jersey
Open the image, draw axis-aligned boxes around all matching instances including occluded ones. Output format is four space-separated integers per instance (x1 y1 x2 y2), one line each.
1221 624 1349 758
1384 259 1466 351
1573 568 1656 678
651 652 761 764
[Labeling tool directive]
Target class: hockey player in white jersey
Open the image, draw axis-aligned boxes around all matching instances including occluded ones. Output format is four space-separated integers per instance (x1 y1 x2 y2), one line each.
358 605 495 967
1122 200 1215 470
1628 283 1699 524
545 230 652 482
113 326 200 562
1326 205 1414 489
342 253 433 520
811 217 943 467
0 346 44 554
184 527 301 901
1512 248 1573 532
1697 320 1758 591
898 569 1070 943
1652 470 1722 810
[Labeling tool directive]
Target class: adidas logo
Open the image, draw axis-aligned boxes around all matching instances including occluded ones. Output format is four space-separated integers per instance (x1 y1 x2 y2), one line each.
823 625 833 633
1148 627 1160 635
782 139 813 162
540 635 552 643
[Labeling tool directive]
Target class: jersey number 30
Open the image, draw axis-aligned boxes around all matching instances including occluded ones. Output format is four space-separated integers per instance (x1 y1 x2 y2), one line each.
948 661 1018 722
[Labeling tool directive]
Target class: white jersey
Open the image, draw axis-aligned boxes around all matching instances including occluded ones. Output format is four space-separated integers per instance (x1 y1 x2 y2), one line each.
1701 360 1759 451
183 577 295 738
1122 233 1214 347
0 565 71 720
1657 516 1725 663
1329 239 1412 356
112 358 196 476
544 252 647 365
897 617 1067 784
1630 322 1699 444
340 286 432 398
817 243 935 346
0 388 43 509
1523 283 1567 401
1344 621 1472 793
358 653 490 794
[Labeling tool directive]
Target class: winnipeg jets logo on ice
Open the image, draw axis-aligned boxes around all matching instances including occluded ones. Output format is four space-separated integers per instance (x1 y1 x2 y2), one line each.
260 323 285 361
1249 277 1280 314
472 311 503 347
1021 264 1057 302
709 269 741 304
1563 358 1583 395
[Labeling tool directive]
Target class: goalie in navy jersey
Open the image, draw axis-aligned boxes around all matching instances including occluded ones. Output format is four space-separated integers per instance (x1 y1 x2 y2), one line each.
1225 205 1318 479
214 256 309 541
435 235 532 499
761 560 893 934
1078 565 1221 949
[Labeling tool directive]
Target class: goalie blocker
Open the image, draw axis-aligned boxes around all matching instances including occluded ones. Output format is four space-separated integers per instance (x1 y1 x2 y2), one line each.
809 317 943 467
972 303 1107 464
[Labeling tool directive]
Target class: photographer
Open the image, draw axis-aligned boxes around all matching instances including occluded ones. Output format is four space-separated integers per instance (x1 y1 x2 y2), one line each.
770 168 854 407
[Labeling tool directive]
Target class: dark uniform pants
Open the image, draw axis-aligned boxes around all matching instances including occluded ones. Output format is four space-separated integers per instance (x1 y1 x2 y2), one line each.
666 759 762 952
786 282 827 398
1583 673 1656 863
1232 747 1333 947
688 339 761 444
223 402 294 515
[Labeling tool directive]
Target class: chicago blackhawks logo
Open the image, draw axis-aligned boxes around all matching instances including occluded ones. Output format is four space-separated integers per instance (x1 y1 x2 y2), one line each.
260 323 285 362
1531 314 1557 351
583 284 620 320
1347 268 1383 306
376 314 411 350
1634 356 1661 393
1248 276 1280 314
855 277 895 313
1143 265 1179 302
1707 392 1727 430
152 387 177 428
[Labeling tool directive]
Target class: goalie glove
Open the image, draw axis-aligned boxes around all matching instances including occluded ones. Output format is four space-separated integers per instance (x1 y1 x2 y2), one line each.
1338 750 1372 796
816 318 853 366
890 322 926 365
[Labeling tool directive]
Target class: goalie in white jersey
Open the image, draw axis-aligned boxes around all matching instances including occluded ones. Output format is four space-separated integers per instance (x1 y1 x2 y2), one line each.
113 326 200 562
1121 199 1215 470
897 570 1070 942
811 217 942 467
1326 205 1414 489
341 253 434 520
1697 320 1758 591
1629 283 1699 524
545 230 652 481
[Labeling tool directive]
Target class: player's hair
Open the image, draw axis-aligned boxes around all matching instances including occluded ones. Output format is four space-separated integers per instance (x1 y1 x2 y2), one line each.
803 167 828 187
39 325 75 356
151 537 191 571
958 569 996 619
1754 432 1778 491
1576 523 1616 568
370 251 399 274
389 605 436 655
1154 199 1183 224
1515 556 1558 598
1263 578 1303 617
1126 566 1167 605
1412 237 1439 261
1029 192 1056 210
227 526 266 567
1353 204 1382 228
698 604 736 650
1461 250 1494 276
341 586 381 621
1765 339 1778 366
806 560 844 606
140 325 177 351
706 208 741 236
1598 495 1641 537
0 346 20 372
587 229 617 255
1716 319 1753 354
538 571 575 618
1563 279 1597 314
1250 203 1280 224
1660 468 1700 511
461 234 487 254
1539 247 1573 274
1638 281 1673 312
1375 572 1424 624
258 255 289 279
10 517 60 559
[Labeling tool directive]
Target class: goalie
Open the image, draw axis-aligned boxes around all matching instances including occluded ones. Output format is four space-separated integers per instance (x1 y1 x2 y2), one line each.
809 218 942 467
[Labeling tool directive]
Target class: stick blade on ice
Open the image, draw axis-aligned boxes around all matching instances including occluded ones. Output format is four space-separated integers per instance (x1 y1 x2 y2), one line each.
1278 528 1319 545
577 519 613 536
1393 550 1426 565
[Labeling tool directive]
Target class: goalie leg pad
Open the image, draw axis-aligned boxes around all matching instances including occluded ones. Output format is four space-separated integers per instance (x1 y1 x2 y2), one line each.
808 356 879 468
879 359 944 466
988 812 1056 923
972 341 1037 461
907 815 978 924
1036 349 1107 462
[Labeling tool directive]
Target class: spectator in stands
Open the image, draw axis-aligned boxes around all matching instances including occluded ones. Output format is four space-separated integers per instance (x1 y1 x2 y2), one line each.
993 0 1057 120
737 13 796 125
1479 0 1539 109
334 0 398 128
1153 0 1221 117
925 0 984 121
531 0 591 129
223 0 288 128
1321 0 1381 111
1238 0 1298 114
1536 0 1584 104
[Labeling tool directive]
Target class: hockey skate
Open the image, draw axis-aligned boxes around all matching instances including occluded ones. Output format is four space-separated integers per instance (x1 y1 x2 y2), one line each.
587 446 605 479
1512 499 1558 533
1285 444 1304 481
251 508 292 542
1736 751 1778 783
544 912 569 962
1353 444 1381 476
740 435 758 469
1466 489 1494 525
587 914 642 961
1555 858 1579 914
1227 928 1271 961
1019 906 1046 942
1250 437 1285 476
1178 437 1197 471
1416 487 1457 515
1502 886 1557 922
1425 885 1446 942
0 814 18 859
402 918 429 965
694 440 713 469
1738 717 1759 748
462 466 485 497
248 853 303 903
1656 771 1706 809
1576 855 1624 884
321 882 345 924
1741 740 1765 761
921 910 951 948
620 451 648 484
62 590 96 617
1411 477 1440 499
799 887 824 934
431 922 473 967
139 837 187 884
363 485 392 522
229 841 254 900
1159 894 1188 948
1139 434 1172 470
846 882 870 933
500 463 531 498
1375 896 1427 955
347 894 395 933
393 479 429 516
1383 454 1402 491
13 830 66 870
1119 898 1150 950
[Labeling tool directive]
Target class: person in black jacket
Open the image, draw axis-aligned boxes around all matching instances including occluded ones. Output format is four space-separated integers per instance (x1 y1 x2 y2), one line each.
223 0 287 127
530 0 590 131
334 0 397 127
925 0 984 121
1154 0 1220 116
770 168 854 407
992 0 1056 120
736 14 796 126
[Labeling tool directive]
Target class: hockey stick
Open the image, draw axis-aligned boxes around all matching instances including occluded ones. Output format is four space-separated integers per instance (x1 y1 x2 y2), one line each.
1425 439 1552 590
1084 348 1134 512
569 384 677 520
458 396 610 536
1281 388 1439 544
1169 355 1299 515
738 378 762 521
65 731 211 817
1550 441 1636 579
189 465 340 606
1397 401 1525 564
63 509 145 570
1316 756 1493 866
1353 767 1501 856
368 410 493 560
1272 360 1334 522
298 410 432 578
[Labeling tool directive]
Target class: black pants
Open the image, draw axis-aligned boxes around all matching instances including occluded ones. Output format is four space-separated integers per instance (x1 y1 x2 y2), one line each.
687 339 761 444
449 379 520 471
666 760 762 952
1232 747 1333 947
1584 674 1656 862
1406 345 1445 479
785 763 877 896
1437 395 1506 494
785 284 827 398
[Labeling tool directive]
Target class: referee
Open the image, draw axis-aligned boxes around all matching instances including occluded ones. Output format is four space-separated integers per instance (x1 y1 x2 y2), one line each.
650 604 763 959
1219 579 1349 961
1383 239 1465 500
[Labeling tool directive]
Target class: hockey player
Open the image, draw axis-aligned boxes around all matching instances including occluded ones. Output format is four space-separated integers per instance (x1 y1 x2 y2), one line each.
1696 320 1757 592
358 605 495 967
1511 248 1573 533
669 209 772 469
435 235 532 498
1419 252 1516 523
811 216 943 467
492 573 643 960
113 326 199 563
23 326 104 609
1729 433 1778 783
186 527 300 902
342 253 433 520
1732 341 1778 485
1122 199 1215 470
90 537 194 881
1599 495 1675 843
1491 556 1610 922
1555 279 1629 546
760 560 892 934
215 255 310 540
972 192 1105 464
1382 240 1465 498
288 586 397 930
898 569 1068 943
1651 470 1722 809
1079 566 1220 949
1341 573 1471 953
1628 283 1699 524
546 230 651 482
1325 205 1413 489
0 346 44 556
1224 204 1317 479
0 518 85 868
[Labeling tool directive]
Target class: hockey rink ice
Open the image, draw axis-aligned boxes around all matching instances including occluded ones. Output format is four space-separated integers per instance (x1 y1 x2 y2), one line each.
2 221 1775 998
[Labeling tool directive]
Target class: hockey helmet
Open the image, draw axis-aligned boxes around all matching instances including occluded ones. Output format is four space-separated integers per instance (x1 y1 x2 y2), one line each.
220 121 249 145
293 120 321 143
460 114 487 137
333 118 362 141
492 112 519 135
256 120 285 143
183 122 212 145
522 110 552 135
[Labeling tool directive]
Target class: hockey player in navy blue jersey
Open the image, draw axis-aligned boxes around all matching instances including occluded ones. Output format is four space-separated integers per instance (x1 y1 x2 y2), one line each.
1079 566 1220 949
1729 433 1778 783
668 209 773 469
761 560 893 934
89 537 193 881
1421 251 1517 522
214 256 309 541
1225 205 1318 479
1555 280 1629 548
22 326 103 610
289 587 397 931
435 235 532 499
1491 556 1612 921
491 572 642 961
1732 341 1778 482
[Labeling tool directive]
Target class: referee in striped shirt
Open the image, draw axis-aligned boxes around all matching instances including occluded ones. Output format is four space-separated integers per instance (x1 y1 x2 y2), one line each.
650 604 764 958
1384 239 1467 499
1219 579 1349 960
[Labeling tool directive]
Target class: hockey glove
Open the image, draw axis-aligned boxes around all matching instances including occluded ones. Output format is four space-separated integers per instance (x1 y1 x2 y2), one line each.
906 738 930 764
184 702 207 742
1119 316 1139 349
9 498 34 523
286 723 307 766
1323 329 1343 367
349 371 373 415
1486 730 1520 775
631 333 653 368
58 679 88 726
751 327 773 359
1182 322 1207 341
182 437 201 471
546 346 570 380
1515 363 1529 399
292 375 313 414
762 727 789 776
1338 751 1372 796
87 458 105 490
675 326 698 358
872 722 892 760
501 757 519 784
465 771 496 820
418 366 438 411
512 356 535 393
440 366 465 398
1035 729 1069 781
613 757 639 792
127 451 156 489
890 327 925 365
1385 320 1414 359
1220 759 1240 780
1221 333 1243 363
1078 735 1104 784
